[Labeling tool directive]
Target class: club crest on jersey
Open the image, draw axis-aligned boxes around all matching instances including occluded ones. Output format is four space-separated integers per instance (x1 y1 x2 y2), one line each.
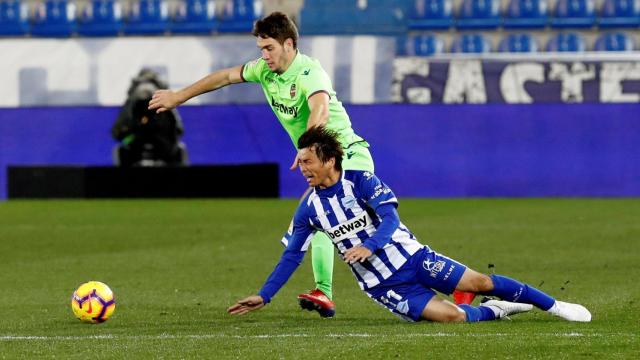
341 195 356 209
290 84 297 98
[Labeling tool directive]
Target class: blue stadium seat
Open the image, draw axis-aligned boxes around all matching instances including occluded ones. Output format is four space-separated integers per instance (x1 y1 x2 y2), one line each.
405 34 445 56
546 32 586 51
300 0 405 35
0 0 29 36
503 0 549 29
408 0 454 30
124 0 170 35
451 33 492 52
599 0 640 28
594 32 635 51
550 0 596 28
218 0 261 33
498 33 539 52
456 0 502 29
31 0 77 37
77 0 124 36
171 0 217 34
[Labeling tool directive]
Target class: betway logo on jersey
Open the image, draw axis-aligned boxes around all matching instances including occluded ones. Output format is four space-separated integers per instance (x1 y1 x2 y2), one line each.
325 213 372 243
271 97 299 117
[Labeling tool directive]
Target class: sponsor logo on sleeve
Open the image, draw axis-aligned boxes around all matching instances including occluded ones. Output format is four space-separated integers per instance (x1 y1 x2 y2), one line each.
370 185 391 200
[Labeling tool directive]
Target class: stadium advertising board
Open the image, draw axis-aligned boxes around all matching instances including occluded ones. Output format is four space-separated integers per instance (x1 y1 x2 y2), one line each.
0 36 393 107
393 55 640 104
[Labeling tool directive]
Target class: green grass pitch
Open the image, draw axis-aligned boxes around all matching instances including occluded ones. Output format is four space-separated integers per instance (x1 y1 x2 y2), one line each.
0 199 638 359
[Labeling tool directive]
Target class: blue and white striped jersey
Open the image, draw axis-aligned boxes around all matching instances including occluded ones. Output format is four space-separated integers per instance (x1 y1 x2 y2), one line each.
259 170 425 303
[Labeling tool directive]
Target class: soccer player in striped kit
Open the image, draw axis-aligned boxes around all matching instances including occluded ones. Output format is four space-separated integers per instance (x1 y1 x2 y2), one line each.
228 126 592 323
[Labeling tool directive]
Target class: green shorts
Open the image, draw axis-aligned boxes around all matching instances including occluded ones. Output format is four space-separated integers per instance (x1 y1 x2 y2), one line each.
342 142 374 172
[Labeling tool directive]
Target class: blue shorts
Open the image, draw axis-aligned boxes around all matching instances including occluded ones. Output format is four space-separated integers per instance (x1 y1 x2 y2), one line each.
364 247 467 322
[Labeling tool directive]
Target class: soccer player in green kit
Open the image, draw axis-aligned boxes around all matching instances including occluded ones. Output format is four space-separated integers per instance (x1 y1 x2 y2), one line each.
149 12 372 317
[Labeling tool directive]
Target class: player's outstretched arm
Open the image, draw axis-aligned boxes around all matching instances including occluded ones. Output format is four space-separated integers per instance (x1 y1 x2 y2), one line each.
227 295 265 315
148 65 244 113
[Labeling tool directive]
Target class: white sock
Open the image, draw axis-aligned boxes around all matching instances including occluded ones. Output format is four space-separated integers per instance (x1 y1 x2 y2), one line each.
546 301 559 315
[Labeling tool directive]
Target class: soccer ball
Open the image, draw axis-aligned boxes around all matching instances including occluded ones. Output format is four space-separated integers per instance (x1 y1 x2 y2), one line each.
71 281 116 324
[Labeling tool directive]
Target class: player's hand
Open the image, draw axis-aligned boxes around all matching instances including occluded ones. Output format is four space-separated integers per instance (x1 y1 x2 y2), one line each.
343 246 372 264
289 153 300 170
227 295 265 315
148 89 181 114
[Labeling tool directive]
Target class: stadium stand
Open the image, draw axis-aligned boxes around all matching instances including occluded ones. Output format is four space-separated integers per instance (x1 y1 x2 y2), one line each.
2 0 640 54
405 33 446 55
546 31 587 51
124 0 170 35
457 0 502 29
300 0 406 35
598 0 640 28
77 0 124 36
0 0 29 36
550 0 597 28
170 0 218 34
218 0 261 32
594 31 635 50
451 32 493 52
498 32 540 52
503 0 549 28
30 0 77 37
408 0 454 30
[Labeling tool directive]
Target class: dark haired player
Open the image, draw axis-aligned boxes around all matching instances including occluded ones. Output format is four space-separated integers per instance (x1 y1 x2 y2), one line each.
228 126 591 324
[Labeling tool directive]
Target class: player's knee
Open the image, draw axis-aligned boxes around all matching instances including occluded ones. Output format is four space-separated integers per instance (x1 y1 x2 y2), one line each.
474 274 494 292
422 300 467 323
439 309 466 323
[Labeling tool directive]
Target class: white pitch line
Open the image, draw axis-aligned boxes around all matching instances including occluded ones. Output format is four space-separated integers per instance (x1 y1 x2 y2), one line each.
1 332 630 342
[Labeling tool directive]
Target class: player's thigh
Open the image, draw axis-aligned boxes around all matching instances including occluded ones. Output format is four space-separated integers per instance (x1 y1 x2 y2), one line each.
415 248 467 296
420 296 466 323
341 143 374 172
365 283 435 322
455 268 494 293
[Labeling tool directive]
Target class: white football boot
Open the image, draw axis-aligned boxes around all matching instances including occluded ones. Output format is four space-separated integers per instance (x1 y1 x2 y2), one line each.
547 301 592 322
480 299 534 319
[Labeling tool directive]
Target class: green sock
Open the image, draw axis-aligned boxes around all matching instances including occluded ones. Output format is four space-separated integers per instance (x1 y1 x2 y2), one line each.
311 232 334 300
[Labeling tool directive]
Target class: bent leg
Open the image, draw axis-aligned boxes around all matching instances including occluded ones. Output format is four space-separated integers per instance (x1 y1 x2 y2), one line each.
456 268 494 293
482 274 555 310
420 296 505 323
420 296 467 322
456 269 555 311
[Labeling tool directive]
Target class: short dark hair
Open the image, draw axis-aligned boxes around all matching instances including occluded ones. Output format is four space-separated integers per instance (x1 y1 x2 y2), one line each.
297 126 343 171
252 12 298 49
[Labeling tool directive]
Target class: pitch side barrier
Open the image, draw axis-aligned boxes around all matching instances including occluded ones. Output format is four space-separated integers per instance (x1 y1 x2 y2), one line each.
7 165 279 199
1 102 638 199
